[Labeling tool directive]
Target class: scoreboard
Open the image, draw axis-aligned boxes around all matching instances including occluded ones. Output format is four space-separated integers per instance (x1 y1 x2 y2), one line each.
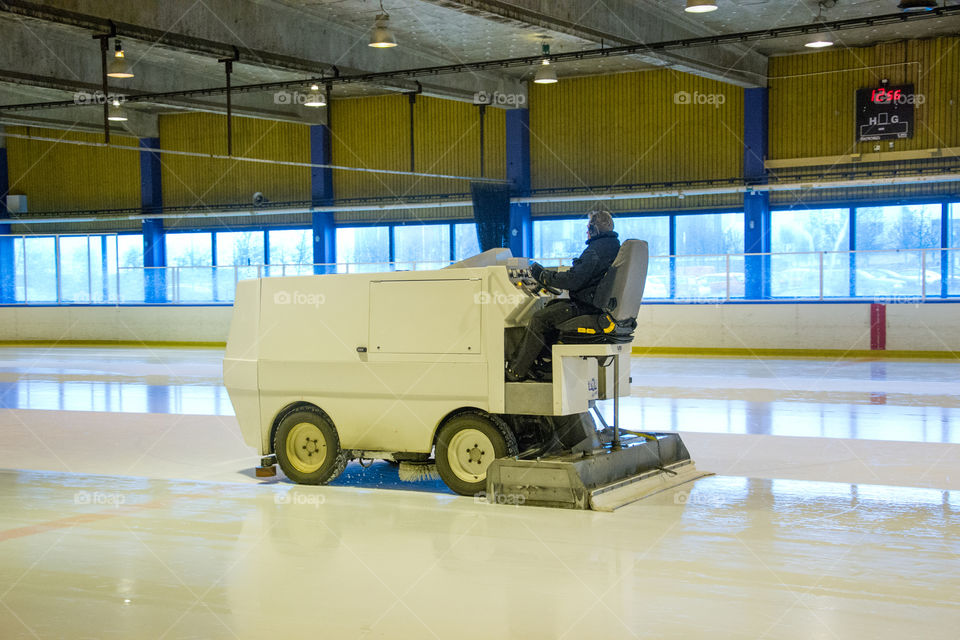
855 83 915 142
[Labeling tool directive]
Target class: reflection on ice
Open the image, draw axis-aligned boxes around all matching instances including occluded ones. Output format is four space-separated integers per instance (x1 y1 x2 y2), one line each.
0 380 232 416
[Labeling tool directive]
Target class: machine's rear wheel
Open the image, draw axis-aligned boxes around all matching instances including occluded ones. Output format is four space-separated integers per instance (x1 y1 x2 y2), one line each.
274 407 348 485
435 412 518 496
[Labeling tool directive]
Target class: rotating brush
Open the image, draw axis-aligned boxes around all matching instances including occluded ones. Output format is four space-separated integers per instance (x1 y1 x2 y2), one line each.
398 461 440 482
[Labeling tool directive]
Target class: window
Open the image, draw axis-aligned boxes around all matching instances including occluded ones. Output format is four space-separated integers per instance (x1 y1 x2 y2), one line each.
214 231 264 300
616 216 670 256
674 213 744 300
856 204 941 251
216 231 264 266
117 234 144 303
165 232 213 302
616 216 670 298
951 204 960 296
533 219 587 266
268 229 313 276
23 236 57 302
394 224 451 270
166 232 212 266
454 223 480 261
855 204 941 297
336 226 389 273
58 235 118 304
771 208 850 298
8 236 24 302
675 213 743 255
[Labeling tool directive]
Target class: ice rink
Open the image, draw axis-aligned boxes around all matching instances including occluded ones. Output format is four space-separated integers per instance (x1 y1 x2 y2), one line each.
1 347 958 639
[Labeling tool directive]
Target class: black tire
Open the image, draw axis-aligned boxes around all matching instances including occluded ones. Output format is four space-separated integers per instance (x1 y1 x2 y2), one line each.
435 411 518 496
273 407 348 485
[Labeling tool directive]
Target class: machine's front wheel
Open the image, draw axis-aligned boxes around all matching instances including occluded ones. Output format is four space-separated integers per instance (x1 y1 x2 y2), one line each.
435 412 518 496
274 407 348 485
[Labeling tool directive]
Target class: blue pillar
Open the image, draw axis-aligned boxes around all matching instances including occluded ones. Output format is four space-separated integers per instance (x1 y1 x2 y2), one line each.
506 108 532 258
139 138 165 303
0 144 14 304
310 124 336 274
743 88 770 299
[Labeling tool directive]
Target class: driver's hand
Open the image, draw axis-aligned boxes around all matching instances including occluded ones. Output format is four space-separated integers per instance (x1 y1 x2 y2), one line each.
529 262 544 282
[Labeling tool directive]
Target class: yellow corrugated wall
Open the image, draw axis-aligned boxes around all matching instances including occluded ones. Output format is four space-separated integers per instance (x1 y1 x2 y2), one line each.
769 37 960 159
413 95 505 195
5 126 141 212
158 112 310 208
331 95 410 200
331 94 503 202
529 70 744 192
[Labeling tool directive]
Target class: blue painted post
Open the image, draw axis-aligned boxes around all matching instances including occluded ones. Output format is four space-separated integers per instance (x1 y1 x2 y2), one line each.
506 108 532 258
310 124 335 274
743 88 770 300
0 144 14 303
139 138 165 303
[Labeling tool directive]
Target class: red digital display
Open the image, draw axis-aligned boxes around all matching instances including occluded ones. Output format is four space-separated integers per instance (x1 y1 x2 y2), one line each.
871 87 902 104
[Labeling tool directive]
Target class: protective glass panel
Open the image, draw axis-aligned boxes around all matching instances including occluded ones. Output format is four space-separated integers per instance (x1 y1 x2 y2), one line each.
771 208 850 298
58 236 92 303
855 204 941 250
854 204 941 298
615 216 669 256
454 223 480 261
336 226 389 273
24 236 57 302
165 233 213 302
268 229 313 270
214 232 264 301
675 213 744 255
117 234 145 303
533 219 587 265
8 236 25 302
216 231 264 266
674 255 734 302
394 224 451 270
166 233 212 266
645 256 670 299
950 204 960 296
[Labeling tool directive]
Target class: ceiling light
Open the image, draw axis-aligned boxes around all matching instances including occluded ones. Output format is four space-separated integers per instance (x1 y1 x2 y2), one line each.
805 2 834 48
304 84 326 107
685 0 718 13
107 99 127 121
107 40 134 79
369 13 397 48
533 42 557 84
898 0 937 11
534 60 557 84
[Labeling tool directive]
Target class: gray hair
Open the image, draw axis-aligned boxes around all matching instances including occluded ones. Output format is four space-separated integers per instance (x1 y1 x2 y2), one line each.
587 209 614 233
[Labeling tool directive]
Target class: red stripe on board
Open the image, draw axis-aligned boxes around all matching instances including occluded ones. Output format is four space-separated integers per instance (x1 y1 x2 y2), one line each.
870 303 886 350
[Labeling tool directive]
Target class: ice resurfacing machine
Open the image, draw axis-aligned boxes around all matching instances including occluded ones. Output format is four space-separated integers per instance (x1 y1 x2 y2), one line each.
223 240 709 510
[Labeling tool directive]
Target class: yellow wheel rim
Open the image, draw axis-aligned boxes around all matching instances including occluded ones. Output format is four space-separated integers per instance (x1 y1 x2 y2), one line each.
447 428 496 484
286 422 328 473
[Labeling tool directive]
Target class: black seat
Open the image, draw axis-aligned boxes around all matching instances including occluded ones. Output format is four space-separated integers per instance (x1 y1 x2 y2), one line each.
555 239 649 344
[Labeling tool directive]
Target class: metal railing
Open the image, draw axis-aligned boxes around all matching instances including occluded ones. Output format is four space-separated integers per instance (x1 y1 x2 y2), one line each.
0 248 957 305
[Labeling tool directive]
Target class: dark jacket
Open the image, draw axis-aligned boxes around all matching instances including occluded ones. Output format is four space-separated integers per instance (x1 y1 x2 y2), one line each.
539 231 620 309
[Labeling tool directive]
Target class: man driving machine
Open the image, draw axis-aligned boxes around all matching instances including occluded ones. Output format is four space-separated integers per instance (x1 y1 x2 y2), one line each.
506 209 620 382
